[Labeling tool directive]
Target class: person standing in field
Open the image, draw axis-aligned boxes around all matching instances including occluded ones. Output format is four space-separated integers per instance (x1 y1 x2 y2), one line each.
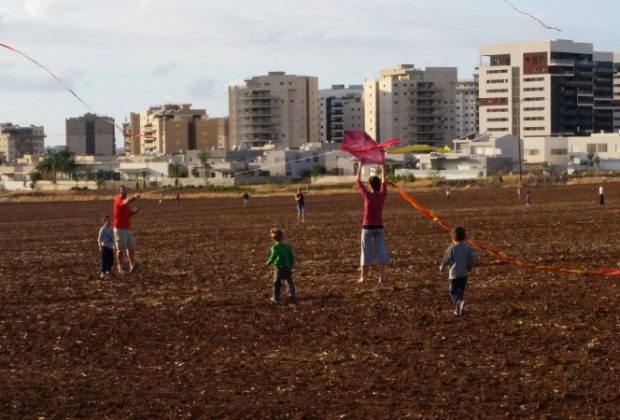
97 215 114 279
439 226 475 316
445 187 451 205
525 191 531 206
113 186 140 274
599 185 605 205
266 228 296 304
295 186 308 223
242 191 250 208
356 162 389 283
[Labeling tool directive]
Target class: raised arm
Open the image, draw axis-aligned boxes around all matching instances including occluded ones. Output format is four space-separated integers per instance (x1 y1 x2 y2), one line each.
380 164 386 184
124 194 140 206
356 162 363 182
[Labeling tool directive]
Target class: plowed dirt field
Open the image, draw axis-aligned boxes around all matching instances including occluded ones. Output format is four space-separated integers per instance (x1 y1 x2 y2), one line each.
1 183 619 418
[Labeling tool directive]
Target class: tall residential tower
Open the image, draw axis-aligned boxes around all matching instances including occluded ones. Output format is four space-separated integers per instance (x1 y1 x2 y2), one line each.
228 72 320 149
364 64 457 146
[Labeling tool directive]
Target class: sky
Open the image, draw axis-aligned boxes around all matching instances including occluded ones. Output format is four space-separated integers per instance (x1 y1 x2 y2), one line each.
0 0 617 147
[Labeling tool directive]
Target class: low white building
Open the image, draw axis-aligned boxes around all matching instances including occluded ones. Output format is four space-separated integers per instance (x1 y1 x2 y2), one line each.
521 132 620 170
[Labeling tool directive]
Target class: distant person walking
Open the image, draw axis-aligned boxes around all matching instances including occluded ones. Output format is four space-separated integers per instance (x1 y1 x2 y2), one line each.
295 186 308 223
525 191 531 206
176 192 180 207
356 163 389 283
599 185 605 205
445 187 451 205
439 227 475 316
97 215 114 279
113 186 140 274
242 191 250 208
266 228 296 304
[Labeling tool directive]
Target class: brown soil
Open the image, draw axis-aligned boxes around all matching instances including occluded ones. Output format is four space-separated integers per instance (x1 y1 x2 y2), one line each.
1 183 619 418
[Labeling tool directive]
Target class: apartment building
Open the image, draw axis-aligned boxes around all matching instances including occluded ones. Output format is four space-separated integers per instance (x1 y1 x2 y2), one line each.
364 64 457 147
614 53 620 131
228 72 320 149
123 104 211 155
66 113 115 156
204 117 230 150
319 84 364 143
479 39 616 140
0 123 45 164
455 71 479 138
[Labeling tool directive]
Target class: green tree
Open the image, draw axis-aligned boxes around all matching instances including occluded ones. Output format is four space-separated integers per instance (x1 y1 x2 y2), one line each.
168 163 188 178
197 150 211 179
311 165 327 177
36 148 77 182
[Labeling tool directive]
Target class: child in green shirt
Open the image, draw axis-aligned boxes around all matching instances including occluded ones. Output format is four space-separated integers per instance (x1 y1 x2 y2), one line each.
266 228 296 304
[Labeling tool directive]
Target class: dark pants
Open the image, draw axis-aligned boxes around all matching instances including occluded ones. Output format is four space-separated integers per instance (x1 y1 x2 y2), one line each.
100 247 114 273
600 194 605 205
449 276 468 304
273 267 296 302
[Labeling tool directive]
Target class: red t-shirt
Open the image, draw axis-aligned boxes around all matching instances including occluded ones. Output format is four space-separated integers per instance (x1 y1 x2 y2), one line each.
356 180 387 228
113 197 131 229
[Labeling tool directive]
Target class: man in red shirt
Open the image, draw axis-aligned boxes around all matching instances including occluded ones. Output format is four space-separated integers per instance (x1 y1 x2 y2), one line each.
113 186 140 274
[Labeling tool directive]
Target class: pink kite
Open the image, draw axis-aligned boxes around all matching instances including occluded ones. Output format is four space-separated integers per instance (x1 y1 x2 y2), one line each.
340 131 400 164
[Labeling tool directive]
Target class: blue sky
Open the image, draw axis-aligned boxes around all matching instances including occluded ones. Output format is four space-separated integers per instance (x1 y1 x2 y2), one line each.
0 0 617 146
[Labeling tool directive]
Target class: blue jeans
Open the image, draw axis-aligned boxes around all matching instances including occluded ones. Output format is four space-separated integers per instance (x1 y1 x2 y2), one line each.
360 228 389 266
100 247 114 273
449 276 468 304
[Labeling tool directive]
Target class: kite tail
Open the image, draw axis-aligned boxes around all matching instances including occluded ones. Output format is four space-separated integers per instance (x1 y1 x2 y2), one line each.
389 181 620 278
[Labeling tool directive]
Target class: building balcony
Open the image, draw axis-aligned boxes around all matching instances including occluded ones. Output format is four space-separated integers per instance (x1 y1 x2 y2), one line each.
549 59 575 66
242 91 273 99
242 127 277 135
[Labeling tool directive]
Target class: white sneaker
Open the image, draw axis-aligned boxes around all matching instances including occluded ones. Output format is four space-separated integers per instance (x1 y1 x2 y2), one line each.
118 267 126 275
100 272 106 279
458 300 465 315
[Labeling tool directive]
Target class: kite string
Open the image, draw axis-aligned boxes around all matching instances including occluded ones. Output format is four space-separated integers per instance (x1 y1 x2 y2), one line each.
503 0 562 32
138 149 342 196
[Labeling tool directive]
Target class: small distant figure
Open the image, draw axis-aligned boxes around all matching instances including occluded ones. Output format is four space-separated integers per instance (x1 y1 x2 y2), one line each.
266 228 296 304
242 191 250 208
439 226 475 316
525 191 531 206
599 185 605 205
176 193 180 206
158 194 163 206
295 186 308 223
517 183 522 198
445 187 451 205
499 175 503 183
97 215 115 279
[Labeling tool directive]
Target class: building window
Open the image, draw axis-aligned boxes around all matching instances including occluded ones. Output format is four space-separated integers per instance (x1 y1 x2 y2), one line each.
598 144 608 152
550 149 567 155
525 149 540 156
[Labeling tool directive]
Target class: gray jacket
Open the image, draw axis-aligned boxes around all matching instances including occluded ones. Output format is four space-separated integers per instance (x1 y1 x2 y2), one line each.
440 242 475 279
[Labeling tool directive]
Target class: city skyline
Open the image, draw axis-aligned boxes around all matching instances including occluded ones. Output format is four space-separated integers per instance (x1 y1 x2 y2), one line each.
0 0 617 146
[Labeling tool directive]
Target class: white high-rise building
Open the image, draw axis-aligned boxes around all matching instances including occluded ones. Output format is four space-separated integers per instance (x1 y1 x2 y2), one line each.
319 84 364 143
364 64 457 146
228 72 320 149
479 39 616 141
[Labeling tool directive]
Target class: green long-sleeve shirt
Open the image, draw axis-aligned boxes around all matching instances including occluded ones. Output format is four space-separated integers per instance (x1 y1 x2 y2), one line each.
266 242 295 268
